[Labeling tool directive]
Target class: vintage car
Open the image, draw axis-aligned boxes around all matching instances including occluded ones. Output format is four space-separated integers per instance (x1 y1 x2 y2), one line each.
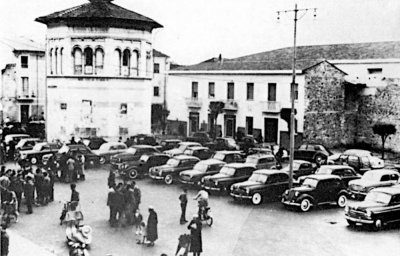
110 145 159 169
328 149 384 174
82 137 107 150
149 155 200 185
211 151 245 164
125 134 158 147
183 146 214 160
294 143 333 164
201 163 256 193
237 136 259 155
311 165 361 187
118 153 170 179
179 159 225 185
18 142 62 165
42 144 101 168
185 132 212 145
206 137 240 151
281 160 316 180
163 142 201 157
245 154 276 170
281 175 349 212
345 185 400 230
92 142 128 164
156 139 182 152
15 138 41 151
230 169 289 205
348 169 399 201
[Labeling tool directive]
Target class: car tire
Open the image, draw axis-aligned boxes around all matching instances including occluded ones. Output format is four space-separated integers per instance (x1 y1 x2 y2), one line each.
99 157 106 165
31 157 38 165
299 198 312 212
374 219 383 231
337 194 348 208
128 169 138 179
251 193 263 205
164 175 173 185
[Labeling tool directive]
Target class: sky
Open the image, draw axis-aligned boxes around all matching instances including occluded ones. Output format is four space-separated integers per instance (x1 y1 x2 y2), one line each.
1 0 400 65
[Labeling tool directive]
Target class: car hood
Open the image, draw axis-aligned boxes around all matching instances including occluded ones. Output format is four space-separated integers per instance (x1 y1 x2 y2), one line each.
208 173 231 181
180 170 203 177
370 157 385 168
349 179 380 187
328 153 341 162
113 152 135 159
232 180 260 190
154 164 174 171
164 149 183 155
349 201 387 211
19 149 38 155
290 186 314 193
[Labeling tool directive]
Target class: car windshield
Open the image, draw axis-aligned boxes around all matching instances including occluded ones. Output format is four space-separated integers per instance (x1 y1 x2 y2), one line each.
58 145 69 154
249 173 268 183
245 157 259 164
140 155 150 162
193 163 208 173
315 166 333 174
178 144 187 151
220 167 236 176
184 149 194 155
302 178 318 188
364 191 391 205
126 148 137 154
166 159 180 167
282 162 300 171
362 172 385 181
213 153 226 161
32 144 43 151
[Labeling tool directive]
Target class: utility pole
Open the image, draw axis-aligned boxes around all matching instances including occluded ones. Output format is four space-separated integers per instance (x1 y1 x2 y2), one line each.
277 4 317 189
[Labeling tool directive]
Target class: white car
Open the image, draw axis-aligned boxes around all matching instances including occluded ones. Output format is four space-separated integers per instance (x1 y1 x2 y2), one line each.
163 142 201 157
328 149 384 173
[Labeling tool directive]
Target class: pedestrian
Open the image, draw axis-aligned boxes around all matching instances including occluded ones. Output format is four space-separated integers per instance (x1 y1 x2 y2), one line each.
1 224 10 256
107 169 116 189
133 208 143 234
48 169 56 202
107 186 118 226
77 154 85 180
275 147 284 169
42 172 51 205
0 143 5 165
179 188 188 224
34 168 44 205
59 152 68 182
7 140 15 162
66 156 75 183
70 183 80 202
114 183 126 227
187 214 202 256
132 181 141 211
136 221 147 244
146 206 158 247
10 173 24 212
24 176 35 214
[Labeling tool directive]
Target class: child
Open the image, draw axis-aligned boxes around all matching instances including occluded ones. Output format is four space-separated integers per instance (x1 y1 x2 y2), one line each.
133 209 143 235
136 221 147 244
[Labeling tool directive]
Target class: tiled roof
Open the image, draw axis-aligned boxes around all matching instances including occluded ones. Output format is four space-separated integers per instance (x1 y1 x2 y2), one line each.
173 41 400 71
0 37 44 52
153 49 169 58
35 0 162 30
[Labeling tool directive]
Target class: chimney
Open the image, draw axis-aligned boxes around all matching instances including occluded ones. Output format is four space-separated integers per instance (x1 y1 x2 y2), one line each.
218 54 223 65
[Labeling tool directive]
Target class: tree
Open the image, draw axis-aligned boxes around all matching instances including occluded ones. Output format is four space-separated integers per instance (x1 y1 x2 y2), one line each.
372 122 397 159
209 101 225 139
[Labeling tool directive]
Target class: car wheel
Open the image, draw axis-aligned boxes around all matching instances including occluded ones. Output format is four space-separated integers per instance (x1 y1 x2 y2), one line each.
315 155 325 164
251 193 263 205
337 194 348 208
99 157 106 165
164 175 173 185
31 157 38 165
374 219 383 231
128 169 138 179
300 198 312 212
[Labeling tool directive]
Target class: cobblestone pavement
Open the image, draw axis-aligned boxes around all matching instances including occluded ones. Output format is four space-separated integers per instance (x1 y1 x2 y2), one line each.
4 163 400 256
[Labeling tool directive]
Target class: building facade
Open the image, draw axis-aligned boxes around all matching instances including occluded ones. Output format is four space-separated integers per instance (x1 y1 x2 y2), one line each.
35 0 162 141
0 38 45 125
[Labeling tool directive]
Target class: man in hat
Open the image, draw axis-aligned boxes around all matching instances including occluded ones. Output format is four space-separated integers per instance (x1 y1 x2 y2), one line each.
24 176 35 214
179 188 188 224
146 206 158 246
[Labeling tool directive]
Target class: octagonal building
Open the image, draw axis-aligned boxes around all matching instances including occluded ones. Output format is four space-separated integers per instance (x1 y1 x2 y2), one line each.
36 0 162 141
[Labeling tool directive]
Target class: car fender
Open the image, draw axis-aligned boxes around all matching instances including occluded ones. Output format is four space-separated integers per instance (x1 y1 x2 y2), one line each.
337 189 349 197
296 194 315 204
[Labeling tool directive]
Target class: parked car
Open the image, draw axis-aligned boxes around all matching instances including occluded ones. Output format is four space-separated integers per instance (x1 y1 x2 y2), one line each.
211 151 245 164
118 153 170 180
92 142 128 164
185 132 212 145
163 142 201 157
201 163 256 193
310 165 361 187
294 143 333 164
179 159 225 186
18 142 62 165
47 144 101 168
156 139 182 152
280 160 316 180
15 138 41 151
81 137 107 150
110 145 159 169
328 149 384 174
125 134 158 147
245 154 276 170
237 136 258 155
206 137 240 151
183 146 214 160
348 169 399 201
230 169 289 205
345 185 400 230
149 155 200 185
281 175 349 212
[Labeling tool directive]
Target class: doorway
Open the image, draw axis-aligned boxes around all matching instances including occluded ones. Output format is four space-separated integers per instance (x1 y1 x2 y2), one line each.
264 118 278 143
224 115 236 138
20 105 30 124
189 112 199 135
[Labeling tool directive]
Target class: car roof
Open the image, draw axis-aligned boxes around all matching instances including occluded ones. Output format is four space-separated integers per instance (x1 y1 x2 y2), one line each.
173 155 200 160
247 153 275 159
363 169 399 175
145 153 169 157
304 174 340 180
319 165 355 170
130 145 156 149
179 142 201 146
343 149 372 156
162 139 181 143
19 138 41 142
102 142 126 146
215 150 242 154
224 163 255 169
198 159 225 165
254 169 288 176
371 185 400 195
5 134 30 138
293 160 312 164
185 146 209 151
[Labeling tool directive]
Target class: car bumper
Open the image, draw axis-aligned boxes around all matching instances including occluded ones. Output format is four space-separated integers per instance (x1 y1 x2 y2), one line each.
345 215 374 224
348 191 367 200
111 163 124 170
202 185 222 191
149 174 164 180
230 193 252 200
281 198 301 207
179 179 197 185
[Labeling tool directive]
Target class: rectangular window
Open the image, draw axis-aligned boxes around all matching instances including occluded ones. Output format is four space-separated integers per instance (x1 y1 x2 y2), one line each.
120 103 127 114
246 116 253 135
268 83 276 101
153 86 160 97
227 82 234 100
21 56 28 68
208 82 215 98
60 103 67 110
368 68 382 74
154 63 160 74
22 77 29 97
294 83 299 100
192 82 198 99
247 83 254 100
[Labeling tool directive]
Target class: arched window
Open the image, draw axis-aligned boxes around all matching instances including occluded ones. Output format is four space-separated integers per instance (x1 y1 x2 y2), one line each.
73 47 83 75
60 48 64 74
146 51 152 77
55 48 59 74
132 50 139 76
84 47 93 74
95 48 104 74
114 49 121 76
49 48 53 74
122 49 130 76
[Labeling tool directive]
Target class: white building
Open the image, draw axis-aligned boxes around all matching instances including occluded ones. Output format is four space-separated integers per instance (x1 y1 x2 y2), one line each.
35 0 162 142
0 37 45 125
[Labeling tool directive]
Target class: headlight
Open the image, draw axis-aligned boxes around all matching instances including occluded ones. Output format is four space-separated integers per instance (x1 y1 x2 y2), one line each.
214 181 219 186
284 190 289 195
366 209 372 217
230 185 235 191
245 188 250 194
159 170 163 176
201 177 205 183
294 191 300 197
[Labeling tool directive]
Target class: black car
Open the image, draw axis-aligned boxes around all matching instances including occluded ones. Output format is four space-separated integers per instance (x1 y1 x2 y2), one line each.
311 165 361 187
110 145 159 169
156 139 182 152
118 153 170 179
18 142 62 166
201 163 256 193
44 144 101 169
345 185 400 230
82 137 107 150
281 175 348 212
211 151 245 164
179 159 225 186
125 134 158 147
280 160 316 180
230 169 289 205
294 143 333 164
185 132 212 146
205 137 240 151
183 146 214 160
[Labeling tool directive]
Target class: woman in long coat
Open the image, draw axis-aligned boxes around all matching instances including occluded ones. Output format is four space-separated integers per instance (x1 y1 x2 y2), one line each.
146 207 158 246
188 215 202 256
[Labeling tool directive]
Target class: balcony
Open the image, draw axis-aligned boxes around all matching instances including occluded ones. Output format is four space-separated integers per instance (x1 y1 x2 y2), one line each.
223 99 239 111
260 101 281 113
185 97 202 109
